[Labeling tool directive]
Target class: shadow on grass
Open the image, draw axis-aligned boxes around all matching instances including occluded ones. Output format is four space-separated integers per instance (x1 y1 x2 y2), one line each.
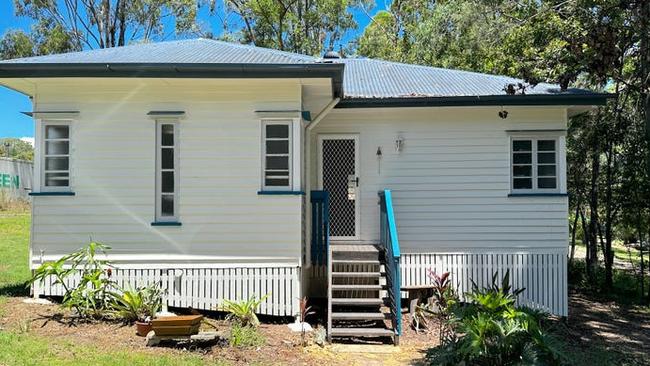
0 281 30 297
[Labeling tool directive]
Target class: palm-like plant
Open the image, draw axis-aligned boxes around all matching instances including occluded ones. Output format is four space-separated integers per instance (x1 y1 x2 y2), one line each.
109 283 163 323
220 293 270 327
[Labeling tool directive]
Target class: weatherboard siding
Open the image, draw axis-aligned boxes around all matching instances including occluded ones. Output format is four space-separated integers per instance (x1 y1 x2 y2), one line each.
311 107 569 253
30 79 304 267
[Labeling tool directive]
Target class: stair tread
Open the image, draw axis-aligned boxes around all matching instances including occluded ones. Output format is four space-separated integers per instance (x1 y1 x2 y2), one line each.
331 272 384 277
330 327 395 337
331 312 389 320
331 298 385 305
332 284 384 290
332 259 380 264
331 245 379 253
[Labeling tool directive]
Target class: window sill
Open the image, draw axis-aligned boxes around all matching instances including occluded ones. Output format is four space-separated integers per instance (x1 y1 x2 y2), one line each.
151 221 182 226
29 192 76 196
257 191 305 196
508 193 568 197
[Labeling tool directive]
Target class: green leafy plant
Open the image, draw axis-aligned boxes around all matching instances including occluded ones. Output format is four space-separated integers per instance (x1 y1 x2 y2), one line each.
415 271 458 341
30 241 116 319
229 322 265 348
220 293 270 327
426 270 567 366
109 283 163 323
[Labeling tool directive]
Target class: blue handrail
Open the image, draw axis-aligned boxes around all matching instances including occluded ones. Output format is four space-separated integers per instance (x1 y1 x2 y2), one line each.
310 191 330 266
379 189 401 342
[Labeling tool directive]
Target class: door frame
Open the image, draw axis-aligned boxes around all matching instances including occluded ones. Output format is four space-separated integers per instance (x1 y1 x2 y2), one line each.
317 134 361 241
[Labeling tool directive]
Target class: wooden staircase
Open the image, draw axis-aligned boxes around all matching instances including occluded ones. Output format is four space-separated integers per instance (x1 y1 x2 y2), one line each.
327 244 398 343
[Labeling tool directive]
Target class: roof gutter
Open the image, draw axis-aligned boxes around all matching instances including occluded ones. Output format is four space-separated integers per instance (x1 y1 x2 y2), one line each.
0 62 346 98
336 93 615 108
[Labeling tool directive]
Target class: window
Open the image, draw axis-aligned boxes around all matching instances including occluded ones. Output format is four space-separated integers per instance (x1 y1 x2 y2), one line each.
512 137 558 192
262 121 292 190
156 121 179 221
42 122 71 191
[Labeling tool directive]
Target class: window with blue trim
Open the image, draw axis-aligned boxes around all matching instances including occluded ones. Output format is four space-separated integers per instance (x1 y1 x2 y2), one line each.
262 120 292 191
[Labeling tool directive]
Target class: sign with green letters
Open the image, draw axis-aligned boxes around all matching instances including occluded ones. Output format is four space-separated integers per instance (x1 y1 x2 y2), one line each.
0 172 19 189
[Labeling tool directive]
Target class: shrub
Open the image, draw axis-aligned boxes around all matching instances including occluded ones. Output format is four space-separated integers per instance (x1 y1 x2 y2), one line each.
426 270 567 366
109 283 163 323
229 322 265 348
31 241 116 319
220 294 269 327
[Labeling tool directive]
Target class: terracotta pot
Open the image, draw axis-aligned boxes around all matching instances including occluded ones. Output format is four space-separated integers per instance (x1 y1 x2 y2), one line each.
135 321 153 337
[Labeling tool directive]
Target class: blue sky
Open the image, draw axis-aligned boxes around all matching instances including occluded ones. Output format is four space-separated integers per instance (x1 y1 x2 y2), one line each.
0 1 386 139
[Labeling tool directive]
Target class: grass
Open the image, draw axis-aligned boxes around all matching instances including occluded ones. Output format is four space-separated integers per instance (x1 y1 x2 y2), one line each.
0 211 31 297
0 332 211 366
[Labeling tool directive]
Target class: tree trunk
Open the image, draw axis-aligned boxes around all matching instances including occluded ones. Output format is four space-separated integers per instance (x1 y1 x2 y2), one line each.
570 200 581 265
587 137 601 284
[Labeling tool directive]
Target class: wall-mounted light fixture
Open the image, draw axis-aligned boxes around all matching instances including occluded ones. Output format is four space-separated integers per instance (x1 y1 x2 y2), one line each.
395 136 404 152
498 107 509 119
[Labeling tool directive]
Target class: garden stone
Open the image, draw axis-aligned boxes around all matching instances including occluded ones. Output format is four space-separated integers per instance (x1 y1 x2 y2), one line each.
288 320 312 332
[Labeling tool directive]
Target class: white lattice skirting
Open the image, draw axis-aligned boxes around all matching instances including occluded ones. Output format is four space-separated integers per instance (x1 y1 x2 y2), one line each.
34 266 301 317
401 252 568 316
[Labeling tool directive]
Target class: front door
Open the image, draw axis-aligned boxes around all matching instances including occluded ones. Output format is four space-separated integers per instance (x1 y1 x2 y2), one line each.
318 135 360 241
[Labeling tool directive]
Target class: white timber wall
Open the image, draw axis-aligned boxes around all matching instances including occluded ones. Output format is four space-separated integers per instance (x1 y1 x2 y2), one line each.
309 106 569 315
30 78 304 267
36 265 300 316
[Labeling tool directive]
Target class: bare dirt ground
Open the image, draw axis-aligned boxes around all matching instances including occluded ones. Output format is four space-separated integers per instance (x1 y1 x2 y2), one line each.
0 297 438 365
561 290 650 366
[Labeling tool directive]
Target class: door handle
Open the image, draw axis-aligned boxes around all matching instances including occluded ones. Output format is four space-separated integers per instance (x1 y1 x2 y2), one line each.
355 177 359 187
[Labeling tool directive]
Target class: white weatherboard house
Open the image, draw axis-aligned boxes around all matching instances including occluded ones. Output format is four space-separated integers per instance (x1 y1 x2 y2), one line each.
0 39 610 343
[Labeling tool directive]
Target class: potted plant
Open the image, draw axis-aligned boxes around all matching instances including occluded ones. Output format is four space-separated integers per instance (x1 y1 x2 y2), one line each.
110 283 163 336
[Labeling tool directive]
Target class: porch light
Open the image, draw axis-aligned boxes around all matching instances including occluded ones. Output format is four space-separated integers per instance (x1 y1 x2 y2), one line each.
395 136 404 152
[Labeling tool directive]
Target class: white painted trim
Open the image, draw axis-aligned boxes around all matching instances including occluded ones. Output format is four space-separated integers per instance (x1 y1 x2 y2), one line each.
317 134 361 241
155 120 180 222
39 120 73 193
508 134 563 194
261 119 295 191
306 97 340 131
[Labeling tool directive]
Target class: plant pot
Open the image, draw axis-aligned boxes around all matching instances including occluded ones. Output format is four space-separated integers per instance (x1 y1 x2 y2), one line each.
135 321 153 337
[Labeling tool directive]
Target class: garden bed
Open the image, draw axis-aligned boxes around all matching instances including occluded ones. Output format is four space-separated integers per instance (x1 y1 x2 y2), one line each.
0 296 437 365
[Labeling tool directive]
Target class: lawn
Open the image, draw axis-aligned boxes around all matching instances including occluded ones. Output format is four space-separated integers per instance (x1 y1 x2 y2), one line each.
0 212 31 297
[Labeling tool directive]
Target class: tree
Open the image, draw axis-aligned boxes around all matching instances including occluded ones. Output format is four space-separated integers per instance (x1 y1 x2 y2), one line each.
1 0 206 60
0 138 34 161
219 0 366 56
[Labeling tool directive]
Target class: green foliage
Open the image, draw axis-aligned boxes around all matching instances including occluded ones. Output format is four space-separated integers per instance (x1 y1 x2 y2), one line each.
109 283 163 323
220 293 269 327
0 138 33 161
30 241 116 319
427 270 567 366
222 0 366 55
228 322 265 348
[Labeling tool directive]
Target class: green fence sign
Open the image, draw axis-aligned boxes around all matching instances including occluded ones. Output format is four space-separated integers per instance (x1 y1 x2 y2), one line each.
0 173 19 189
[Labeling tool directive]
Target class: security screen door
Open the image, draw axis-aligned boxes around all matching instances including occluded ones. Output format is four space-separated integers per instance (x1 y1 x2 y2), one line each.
318 135 360 241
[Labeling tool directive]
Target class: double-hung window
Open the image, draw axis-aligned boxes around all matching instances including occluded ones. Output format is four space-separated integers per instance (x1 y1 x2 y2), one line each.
262 121 292 190
42 121 71 191
511 137 559 193
156 121 179 221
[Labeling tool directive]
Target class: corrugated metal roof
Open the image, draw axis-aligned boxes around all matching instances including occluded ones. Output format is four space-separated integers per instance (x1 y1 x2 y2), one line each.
338 58 572 98
0 38 600 99
1 38 317 64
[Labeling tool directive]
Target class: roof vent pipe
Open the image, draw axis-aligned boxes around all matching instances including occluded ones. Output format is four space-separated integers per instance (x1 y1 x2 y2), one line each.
323 50 342 59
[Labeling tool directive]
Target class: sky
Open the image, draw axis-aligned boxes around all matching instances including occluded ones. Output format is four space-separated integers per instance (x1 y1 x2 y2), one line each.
0 1 387 139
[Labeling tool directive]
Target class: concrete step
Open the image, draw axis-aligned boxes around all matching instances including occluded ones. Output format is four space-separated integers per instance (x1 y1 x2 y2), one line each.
331 284 385 291
330 327 395 338
331 312 390 320
331 298 386 306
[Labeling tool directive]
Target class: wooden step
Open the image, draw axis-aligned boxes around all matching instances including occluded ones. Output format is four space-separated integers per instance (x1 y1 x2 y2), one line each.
331 312 390 320
331 298 385 306
331 244 379 253
330 327 395 338
332 259 380 265
331 272 384 277
332 284 384 290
